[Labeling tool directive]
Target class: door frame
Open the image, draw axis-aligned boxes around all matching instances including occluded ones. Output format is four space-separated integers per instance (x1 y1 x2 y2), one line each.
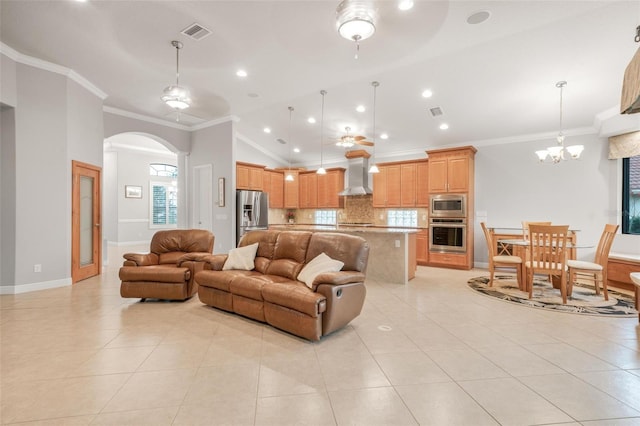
72 160 102 283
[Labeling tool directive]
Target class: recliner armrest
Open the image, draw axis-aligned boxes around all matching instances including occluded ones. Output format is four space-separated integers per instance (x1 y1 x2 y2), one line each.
311 271 366 290
177 252 215 266
122 252 159 266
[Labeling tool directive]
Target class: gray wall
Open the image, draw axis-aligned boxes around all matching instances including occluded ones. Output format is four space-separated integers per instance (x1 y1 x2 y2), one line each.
0 55 104 292
1 106 16 288
190 121 235 253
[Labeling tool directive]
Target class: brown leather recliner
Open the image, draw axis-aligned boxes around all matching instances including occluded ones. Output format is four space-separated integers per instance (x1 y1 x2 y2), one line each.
119 229 214 301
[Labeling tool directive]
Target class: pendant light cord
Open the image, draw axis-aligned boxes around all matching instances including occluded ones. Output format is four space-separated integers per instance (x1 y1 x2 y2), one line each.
288 106 294 173
320 90 326 168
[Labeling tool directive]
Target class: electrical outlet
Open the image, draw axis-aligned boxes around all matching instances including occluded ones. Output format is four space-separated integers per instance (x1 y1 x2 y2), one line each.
379 214 384 220
394 240 400 248
34 264 42 273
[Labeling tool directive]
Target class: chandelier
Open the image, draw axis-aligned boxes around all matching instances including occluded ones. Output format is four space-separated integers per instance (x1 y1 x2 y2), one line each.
535 81 584 163
161 41 191 110
336 0 377 59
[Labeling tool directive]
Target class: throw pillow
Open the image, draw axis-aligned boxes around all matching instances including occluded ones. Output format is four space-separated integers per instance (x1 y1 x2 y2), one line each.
222 242 259 271
297 252 344 288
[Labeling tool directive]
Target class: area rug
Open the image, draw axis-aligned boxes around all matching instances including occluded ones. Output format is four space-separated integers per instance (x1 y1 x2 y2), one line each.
468 275 638 317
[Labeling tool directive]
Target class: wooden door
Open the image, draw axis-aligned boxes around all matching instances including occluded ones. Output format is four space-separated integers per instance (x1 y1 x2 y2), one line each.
400 163 417 206
71 161 101 283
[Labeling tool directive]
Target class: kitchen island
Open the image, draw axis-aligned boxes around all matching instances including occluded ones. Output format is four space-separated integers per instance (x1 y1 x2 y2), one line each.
269 224 419 285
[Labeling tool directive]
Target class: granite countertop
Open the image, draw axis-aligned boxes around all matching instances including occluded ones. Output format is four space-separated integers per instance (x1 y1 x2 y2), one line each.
269 224 422 233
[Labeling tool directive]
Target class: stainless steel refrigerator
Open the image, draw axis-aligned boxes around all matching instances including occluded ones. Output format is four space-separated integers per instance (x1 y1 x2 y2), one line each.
236 190 269 245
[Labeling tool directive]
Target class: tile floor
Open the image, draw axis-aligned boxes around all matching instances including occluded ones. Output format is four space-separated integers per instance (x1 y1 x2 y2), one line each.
1 247 639 425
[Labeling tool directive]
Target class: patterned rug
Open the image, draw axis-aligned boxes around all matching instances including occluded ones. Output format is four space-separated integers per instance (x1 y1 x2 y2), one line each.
468 275 638 317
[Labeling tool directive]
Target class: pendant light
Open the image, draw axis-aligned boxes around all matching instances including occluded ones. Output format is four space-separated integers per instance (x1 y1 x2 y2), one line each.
161 41 191 111
368 81 380 174
285 106 295 182
535 81 584 163
317 90 327 175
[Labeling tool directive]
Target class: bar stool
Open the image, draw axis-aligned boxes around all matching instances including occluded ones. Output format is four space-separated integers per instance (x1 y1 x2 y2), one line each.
631 273 640 323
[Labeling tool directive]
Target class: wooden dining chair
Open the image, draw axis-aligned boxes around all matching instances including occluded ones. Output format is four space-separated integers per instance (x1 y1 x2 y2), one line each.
567 224 619 301
480 222 523 289
526 224 570 302
522 221 552 240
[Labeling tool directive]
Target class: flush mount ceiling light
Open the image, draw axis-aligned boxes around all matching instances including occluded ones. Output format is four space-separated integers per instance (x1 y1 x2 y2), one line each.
336 0 378 59
161 40 191 111
535 81 584 163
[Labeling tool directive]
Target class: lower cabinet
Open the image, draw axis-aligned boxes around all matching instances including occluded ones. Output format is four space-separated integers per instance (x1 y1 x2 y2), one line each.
416 229 429 265
428 252 468 268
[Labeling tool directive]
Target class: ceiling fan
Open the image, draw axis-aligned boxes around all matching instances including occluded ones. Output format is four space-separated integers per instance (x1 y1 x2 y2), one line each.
334 127 374 148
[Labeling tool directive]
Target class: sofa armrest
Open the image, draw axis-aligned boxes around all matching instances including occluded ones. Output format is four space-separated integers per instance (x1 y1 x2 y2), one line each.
199 254 228 271
177 252 215 266
311 271 366 290
122 252 159 266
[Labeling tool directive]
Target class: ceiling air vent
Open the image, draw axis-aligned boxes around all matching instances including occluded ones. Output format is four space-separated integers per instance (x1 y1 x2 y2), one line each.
181 23 212 41
429 106 444 117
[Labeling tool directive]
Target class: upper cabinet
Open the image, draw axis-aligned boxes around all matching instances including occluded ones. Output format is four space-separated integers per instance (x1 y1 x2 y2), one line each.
236 162 265 191
373 159 428 208
317 168 345 208
426 146 476 193
298 172 318 209
264 170 284 208
284 171 299 209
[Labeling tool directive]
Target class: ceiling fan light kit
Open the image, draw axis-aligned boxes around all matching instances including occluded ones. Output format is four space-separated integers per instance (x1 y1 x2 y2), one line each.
161 40 191 111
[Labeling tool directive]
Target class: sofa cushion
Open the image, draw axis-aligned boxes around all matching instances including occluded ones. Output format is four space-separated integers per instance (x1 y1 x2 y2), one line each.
261 281 327 317
158 252 188 265
196 270 258 292
223 243 259 270
306 232 368 273
229 275 273 300
238 230 279 274
297 253 344 288
150 229 214 255
119 265 190 283
266 231 312 280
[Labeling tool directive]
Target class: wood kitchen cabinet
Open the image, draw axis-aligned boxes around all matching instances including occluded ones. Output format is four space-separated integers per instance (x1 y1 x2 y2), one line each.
416 229 429 265
236 162 265 190
426 146 476 193
298 172 318 208
317 168 345 208
373 160 427 208
372 164 401 207
283 171 299 209
264 170 284 208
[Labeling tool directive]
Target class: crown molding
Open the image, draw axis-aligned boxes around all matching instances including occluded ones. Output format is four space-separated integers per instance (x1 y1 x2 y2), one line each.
235 131 288 164
103 106 193 131
1 42 108 100
463 126 597 149
191 115 239 131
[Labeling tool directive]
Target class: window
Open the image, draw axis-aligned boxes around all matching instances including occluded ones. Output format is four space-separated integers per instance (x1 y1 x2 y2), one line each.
315 210 337 225
387 210 417 227
150 182 177 228
150 163 178 178
622 155 640 234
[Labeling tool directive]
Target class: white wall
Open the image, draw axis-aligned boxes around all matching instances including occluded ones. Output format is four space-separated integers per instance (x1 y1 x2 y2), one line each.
190 121 234 253
474 133 628 265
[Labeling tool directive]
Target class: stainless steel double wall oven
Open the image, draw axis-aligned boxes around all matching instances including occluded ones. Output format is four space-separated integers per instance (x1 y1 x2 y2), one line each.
429 194 467 253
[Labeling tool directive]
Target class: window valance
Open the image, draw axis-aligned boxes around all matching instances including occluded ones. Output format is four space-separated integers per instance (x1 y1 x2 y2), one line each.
609 131 640 159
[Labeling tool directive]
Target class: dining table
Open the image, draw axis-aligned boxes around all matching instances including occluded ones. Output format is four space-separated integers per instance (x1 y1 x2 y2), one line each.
492 227 590 293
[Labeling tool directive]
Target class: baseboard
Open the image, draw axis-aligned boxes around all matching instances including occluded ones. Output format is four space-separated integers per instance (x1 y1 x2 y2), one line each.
0 278 72 294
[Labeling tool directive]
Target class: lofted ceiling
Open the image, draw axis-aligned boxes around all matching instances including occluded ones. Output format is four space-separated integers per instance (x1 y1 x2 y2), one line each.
1 0 638 165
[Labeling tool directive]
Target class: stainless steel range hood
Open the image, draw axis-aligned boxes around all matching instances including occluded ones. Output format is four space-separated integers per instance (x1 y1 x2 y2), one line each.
338 150 372 196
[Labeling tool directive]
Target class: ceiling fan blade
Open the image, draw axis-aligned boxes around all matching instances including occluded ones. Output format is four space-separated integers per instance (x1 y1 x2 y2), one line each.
356 140 374 146
353 135 367 141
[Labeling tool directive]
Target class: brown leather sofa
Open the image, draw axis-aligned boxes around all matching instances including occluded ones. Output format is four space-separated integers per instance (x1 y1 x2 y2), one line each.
119 229 214 301
195 230 369 340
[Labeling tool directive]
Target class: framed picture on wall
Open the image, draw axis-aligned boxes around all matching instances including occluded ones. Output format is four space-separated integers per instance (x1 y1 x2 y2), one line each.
125 185 142 199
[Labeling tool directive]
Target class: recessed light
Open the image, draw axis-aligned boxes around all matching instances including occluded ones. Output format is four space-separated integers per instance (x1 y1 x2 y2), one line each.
439 123 449 130
467 10 491 25
263 127 271 134
380 133 389 140
422 89 433 98
236 69 248 77
307 117 316 124
293 148 301 153
356 105 366 113
398 0 413 11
